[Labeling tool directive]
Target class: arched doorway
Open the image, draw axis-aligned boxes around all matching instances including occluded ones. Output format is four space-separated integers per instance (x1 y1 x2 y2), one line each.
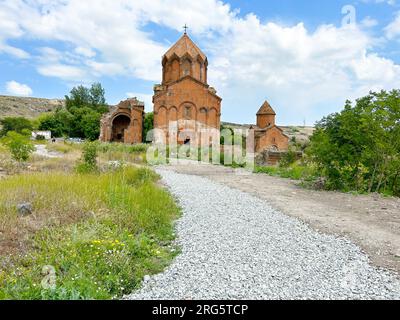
112 114 131 142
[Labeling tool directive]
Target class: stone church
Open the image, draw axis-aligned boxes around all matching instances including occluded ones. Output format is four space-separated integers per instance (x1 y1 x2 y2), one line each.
100 32 221 145
251 101 289 152
152 32 221 145
99 31 288 153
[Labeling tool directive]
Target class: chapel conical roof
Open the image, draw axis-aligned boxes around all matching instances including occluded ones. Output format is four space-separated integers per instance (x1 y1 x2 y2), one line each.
257 100 276 115
163 33 207 61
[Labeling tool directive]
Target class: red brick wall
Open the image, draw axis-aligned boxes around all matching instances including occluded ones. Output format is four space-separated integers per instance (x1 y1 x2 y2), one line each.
100 100 144 144
255 126 289 152
257 114 276 129
154 76 221 145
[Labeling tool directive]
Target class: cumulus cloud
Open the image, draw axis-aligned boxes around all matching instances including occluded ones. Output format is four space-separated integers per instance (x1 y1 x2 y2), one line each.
361 0 396 5
360 16 379 28
385 12 400 39
5 81 33 96
37 64 86 80
0 4 30 58
206 14 400 123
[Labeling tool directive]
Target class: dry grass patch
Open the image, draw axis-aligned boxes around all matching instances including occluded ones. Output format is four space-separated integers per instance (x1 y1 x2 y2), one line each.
0 166 180 299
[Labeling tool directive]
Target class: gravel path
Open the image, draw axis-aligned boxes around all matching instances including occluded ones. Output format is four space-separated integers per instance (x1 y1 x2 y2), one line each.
127 169 400 300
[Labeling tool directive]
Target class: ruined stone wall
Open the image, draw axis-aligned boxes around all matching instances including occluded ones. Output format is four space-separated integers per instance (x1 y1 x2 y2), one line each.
99 98 144 144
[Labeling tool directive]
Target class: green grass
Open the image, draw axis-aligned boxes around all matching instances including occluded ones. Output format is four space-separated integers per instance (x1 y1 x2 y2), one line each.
254 163 313 180
97 143 148 164
97 143 148 154
0 166 180 300
46 141 80 154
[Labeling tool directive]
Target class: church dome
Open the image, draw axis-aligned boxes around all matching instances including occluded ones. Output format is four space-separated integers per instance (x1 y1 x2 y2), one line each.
163 33 207 62
162 33 208 85
257 101 276 115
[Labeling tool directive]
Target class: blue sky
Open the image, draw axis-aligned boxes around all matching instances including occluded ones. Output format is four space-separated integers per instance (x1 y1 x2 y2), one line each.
0 0 399 125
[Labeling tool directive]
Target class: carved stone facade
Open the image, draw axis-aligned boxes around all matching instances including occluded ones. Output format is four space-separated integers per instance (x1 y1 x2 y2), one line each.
251 101 289 152
153 33 222 145
99 98 144 144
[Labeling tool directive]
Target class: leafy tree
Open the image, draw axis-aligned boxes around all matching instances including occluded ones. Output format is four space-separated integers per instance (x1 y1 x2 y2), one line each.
65 85 91 111
0 117 33 137
307 90 400 196
65 82 108 113
38 83 109 140
38 110 73 138
89 83 107 109
81 111 102 141
1 131 35 162
143 112 154 143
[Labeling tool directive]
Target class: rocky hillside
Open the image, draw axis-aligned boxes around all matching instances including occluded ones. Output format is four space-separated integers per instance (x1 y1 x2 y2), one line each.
0 95 65 119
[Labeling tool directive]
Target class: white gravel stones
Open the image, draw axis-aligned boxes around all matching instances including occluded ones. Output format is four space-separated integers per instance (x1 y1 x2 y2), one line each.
34 145 60 158
126 169 400 300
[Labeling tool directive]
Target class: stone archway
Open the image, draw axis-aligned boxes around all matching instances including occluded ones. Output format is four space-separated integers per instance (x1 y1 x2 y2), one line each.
111 114 131 142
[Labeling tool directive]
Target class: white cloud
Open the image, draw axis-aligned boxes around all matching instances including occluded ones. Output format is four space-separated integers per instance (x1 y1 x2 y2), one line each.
5 81 33 96
0 43 30 59
206 14 400 123
0 0 236 81
0 3 30 59
75 47 96 58
361 0 396 5
37 64 86 80
385 12 400 39
360 16 379 28
127 92 153 111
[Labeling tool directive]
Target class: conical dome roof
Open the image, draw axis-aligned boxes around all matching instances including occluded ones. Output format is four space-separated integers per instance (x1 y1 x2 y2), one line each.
257 100 276 115
163 34 207 61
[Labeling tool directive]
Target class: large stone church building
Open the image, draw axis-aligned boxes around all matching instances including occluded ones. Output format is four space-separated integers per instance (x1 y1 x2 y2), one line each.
100 32 221 145
99 31 288 153
152 32 222 145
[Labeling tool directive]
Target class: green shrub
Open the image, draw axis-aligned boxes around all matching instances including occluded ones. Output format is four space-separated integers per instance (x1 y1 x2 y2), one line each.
279 150 298 168
307 90 400 196
76 141 99 173
0 117 33 137
0 131 35 162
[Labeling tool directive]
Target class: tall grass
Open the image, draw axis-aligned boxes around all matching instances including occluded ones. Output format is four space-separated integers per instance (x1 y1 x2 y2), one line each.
97 143 148 164
254 162 317 181
46 141 81 154
0 166 179 299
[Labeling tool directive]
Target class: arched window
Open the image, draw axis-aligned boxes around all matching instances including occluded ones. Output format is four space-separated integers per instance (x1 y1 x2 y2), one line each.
184 106 192 119
182 59 191 77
